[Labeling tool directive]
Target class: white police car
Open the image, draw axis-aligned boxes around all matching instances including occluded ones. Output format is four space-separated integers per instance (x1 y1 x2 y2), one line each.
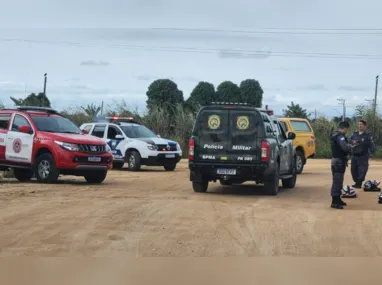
79 117 182 171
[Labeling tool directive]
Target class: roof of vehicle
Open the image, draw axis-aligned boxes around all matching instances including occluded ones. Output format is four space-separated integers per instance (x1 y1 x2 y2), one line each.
0 106 64 117
200 102 275 114
278 117 310 122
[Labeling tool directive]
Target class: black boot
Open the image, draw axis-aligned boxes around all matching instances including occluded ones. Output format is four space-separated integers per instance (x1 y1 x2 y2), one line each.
331 196 344 209
338 196 347 206
353 181 362 189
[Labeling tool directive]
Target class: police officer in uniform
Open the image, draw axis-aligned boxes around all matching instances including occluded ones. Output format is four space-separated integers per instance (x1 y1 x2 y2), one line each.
349 120 376 188
330 121 353 209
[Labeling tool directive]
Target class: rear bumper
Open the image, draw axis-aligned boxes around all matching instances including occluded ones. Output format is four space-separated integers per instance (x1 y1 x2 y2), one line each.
142 153 182 166
189 161 272 182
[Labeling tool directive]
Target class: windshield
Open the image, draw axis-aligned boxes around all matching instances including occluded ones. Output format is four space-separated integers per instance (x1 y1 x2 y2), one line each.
30 115 81 134
120 125 157 138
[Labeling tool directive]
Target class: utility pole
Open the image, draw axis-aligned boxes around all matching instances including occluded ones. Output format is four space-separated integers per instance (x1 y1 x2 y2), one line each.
374 75 379 116
101 101 104 115
337 98 346 121
314 108 317 121
43 73 47 99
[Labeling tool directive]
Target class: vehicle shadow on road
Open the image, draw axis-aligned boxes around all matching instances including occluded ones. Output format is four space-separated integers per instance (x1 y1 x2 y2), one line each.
111 168 164 173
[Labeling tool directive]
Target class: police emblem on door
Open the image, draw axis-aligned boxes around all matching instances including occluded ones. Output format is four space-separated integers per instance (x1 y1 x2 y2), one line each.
208 115 220 130
237 116 249 130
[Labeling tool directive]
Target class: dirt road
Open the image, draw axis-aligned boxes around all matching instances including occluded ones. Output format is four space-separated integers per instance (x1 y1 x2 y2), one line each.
0 159 382 257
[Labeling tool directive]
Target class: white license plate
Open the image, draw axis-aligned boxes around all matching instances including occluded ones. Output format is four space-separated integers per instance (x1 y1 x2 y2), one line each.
88 156 101 162
165 154 175 158
217 168 236 175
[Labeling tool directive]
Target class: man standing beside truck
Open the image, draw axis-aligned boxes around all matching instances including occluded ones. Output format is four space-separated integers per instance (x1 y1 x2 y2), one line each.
349 120 376 188
330 121 353 209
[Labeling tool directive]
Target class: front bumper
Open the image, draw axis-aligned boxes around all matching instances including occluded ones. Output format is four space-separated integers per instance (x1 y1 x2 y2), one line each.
142 153 182 166
54 146 113 172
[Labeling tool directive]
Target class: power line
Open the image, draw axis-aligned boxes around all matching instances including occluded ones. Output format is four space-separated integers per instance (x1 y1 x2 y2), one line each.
2 37 382 60
148 27 382 35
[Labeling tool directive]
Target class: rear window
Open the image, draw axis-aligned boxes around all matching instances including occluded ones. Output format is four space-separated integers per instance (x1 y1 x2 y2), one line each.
197 110 228 135
0 113 11 130
290 120 312 132
230 111 261 135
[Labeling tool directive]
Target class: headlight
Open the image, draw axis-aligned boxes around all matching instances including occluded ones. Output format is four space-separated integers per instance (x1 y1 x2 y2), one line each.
147 143 157 151
54 140 80 151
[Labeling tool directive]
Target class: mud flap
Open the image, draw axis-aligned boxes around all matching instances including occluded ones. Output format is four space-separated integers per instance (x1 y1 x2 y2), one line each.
190 170 203 182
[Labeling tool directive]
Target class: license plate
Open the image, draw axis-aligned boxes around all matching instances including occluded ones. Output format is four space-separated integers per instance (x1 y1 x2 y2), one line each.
165 154 175 158
88 156 101 162
217 168 236 175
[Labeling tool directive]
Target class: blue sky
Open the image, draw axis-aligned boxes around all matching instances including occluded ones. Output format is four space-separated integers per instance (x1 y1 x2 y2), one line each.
0 0 382 117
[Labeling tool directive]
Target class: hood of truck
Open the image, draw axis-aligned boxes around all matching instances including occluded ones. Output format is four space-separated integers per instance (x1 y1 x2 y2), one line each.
39 132 106 145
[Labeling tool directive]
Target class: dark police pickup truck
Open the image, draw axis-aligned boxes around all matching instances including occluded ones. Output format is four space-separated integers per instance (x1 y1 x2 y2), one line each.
188 103 297 195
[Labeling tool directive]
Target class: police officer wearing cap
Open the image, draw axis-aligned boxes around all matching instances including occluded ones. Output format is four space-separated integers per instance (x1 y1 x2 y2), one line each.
349 120 376 188
330 121 353 209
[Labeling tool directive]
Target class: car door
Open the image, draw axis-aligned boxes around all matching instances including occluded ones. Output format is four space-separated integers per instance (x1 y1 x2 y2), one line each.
273 120 289 174
5 114 35 164
0 113 12 161
106 124 125 160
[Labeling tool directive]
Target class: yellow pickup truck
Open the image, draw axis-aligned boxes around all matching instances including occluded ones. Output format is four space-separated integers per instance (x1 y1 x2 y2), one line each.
278 118 316 174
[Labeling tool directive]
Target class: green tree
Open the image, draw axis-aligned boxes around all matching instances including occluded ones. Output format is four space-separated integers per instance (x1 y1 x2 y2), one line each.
10 92 51 107
146 79 184 114
239 79 263 107
185 81 216 113
81 103 102 119
282 101 311 119
215 81 241 102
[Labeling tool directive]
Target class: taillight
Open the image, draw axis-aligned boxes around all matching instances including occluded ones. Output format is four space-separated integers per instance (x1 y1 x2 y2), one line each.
261 140 270 162
188 138 195 160
310 135 315 140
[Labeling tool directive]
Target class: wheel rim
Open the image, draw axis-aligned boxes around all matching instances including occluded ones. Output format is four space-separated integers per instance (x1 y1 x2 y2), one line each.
38 160 50 179
296 156 303 171
129 155 135 168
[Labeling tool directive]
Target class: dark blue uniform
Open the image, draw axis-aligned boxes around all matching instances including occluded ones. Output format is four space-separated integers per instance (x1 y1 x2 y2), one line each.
349 131 375 187
330 130 352 198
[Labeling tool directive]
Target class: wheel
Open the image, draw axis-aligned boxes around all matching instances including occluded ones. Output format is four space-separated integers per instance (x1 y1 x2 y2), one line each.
84 171 107 184
164 164 177 171
192 180 209 193
282 157 297 189
34 153 60 183
113 161 125 169
126 151 141 171
219 179 232 186
296 150 305 174
264 165 279 196
12 168 33 182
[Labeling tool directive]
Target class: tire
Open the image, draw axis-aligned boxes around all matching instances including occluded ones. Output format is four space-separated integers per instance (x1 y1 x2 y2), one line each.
126 151 141 171
264 165 279 196
164 164 177 171
34 153 60 183
282 157 297 189
219 180 232 186
84 171 107 184
192 180 209 193
296 150 305 174
12 168 33 182
113 161 125 169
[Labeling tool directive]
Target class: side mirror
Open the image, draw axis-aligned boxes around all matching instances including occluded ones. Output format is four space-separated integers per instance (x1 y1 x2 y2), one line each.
18 125 31 134
157 134 161 138
288 132 296 140
82 129 89 134
115 134 124 140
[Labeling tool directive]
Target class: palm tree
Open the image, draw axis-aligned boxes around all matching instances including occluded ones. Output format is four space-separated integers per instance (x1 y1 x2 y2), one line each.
81 104 102 119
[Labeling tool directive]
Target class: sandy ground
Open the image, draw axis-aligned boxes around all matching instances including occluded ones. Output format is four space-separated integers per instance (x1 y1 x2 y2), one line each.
0 159 382 257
